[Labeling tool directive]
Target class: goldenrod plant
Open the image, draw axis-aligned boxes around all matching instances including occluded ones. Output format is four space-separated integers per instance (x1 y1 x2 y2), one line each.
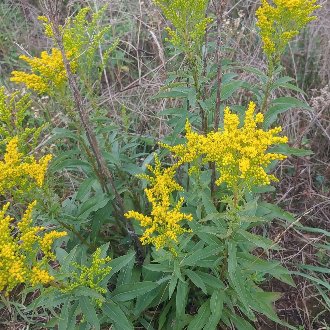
256 0 320 65
124 102 293 328
11 6 116 96
163 102 288 188
154 0 212 58
1 1 327 329
0 88 66 297
256 0 320 112
58 247 112 310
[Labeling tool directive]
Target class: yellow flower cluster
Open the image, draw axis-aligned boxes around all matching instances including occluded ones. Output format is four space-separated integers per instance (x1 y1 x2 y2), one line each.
0 136 52 197
256 0 320 60
154 0 212 53
0 201 66 295
30 266 55 287
125 156 192 252
10 48 76 94
38 6 112 74
165 102 288 189
62 248 111 305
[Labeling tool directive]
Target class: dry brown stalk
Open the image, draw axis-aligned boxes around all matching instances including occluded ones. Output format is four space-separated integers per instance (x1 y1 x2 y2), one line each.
40 0 144 264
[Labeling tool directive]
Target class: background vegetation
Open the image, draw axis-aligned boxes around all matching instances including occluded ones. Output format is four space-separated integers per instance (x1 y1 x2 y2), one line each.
0 0 329 329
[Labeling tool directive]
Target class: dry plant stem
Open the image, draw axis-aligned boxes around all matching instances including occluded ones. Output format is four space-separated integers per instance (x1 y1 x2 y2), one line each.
213 0 228 131
93 0 117 120
41 0 144 264
211 0 228 198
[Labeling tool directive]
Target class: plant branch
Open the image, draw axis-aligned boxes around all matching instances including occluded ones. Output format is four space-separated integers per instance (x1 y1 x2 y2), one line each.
41 0 145 265
213 0 228 131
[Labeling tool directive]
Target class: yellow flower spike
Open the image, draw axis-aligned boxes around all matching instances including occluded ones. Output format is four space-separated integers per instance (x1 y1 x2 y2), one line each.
256 0 320 60
164 101 288 189
0 201 66 295
0 137 52 197
40 231 68 260
61 248 111 306
10 48 76 94
154 0 212 53
125 158 192 251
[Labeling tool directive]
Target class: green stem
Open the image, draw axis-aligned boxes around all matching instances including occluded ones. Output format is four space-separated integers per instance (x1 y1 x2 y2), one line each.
58 220 95 249
261 63 274 114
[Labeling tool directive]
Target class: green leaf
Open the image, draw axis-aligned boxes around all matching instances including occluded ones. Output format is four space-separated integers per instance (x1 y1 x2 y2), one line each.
315 285 330 310
158 302 172 330
110 251 136 274
201 193 218 214
204 290 224 329
249 292 296 329
270 77 306 94
230 313 255 330
73 287 105 302
58 301 79 330
234 65 268 83
299 265 330 274
134 284 166 316
159 107 187 116
80 297 100 330
154 88 191 99
174 259 184 282
237 229 275 250
187 301 211 330
264 97 310 129
51 127 82 142
194 271 224 292
181 245 223 267
299 226 330 237
220 80 243 101
102 301 133 330
76 178 96 201
112 282 158 302
172 115 189 136
176 280 188 319
292 272 330 290
143 263 172 273
50 157 92 173
185 269 207 294
121 163 144 175
169 274 178 298
257 202 296 223
238 253 296 287
275 82 305 93
78 195 110 220
270 144 313 157
228 242 254 320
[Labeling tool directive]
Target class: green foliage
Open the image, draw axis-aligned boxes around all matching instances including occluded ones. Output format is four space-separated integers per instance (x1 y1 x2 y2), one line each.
0 1 327 330
0 87 44 153
154 0 212 58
